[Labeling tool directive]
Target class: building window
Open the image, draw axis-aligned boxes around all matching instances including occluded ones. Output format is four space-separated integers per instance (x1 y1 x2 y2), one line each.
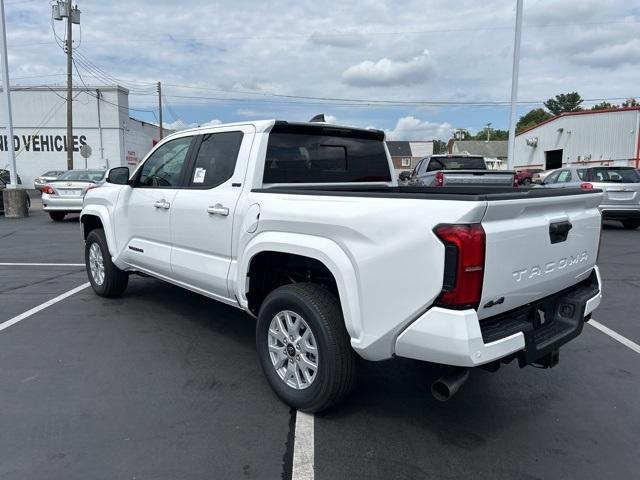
401 157 411 167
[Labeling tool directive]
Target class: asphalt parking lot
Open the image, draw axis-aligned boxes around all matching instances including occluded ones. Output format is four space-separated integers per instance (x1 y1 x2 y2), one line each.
1 203 639 480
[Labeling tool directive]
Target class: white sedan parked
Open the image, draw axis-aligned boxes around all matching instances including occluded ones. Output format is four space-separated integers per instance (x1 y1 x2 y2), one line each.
42 169 106 221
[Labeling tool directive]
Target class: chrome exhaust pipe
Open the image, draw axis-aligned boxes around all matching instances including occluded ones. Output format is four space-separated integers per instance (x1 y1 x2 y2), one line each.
431 368 470 402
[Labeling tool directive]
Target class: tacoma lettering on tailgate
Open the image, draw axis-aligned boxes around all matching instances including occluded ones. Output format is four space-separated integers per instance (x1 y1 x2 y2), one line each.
512 251 589 282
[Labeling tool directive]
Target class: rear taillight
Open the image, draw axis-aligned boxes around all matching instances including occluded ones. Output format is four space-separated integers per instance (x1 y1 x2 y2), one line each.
84 184 98 194
513 175 519 187
434 171 444 187
434 224 485 309
580 182 594 190
41 185 55 195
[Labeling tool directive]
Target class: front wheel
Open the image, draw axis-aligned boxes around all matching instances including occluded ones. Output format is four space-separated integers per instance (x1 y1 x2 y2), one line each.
256 283 357 413
622 219 640 230
85 229 129 297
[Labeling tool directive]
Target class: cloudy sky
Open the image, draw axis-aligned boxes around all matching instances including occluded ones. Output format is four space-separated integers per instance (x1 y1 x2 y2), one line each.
4 0 640 139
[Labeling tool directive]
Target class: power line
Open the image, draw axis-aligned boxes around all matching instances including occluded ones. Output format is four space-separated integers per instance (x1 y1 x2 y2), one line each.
75 50 156 89
73 54 156 94
72 58 158 118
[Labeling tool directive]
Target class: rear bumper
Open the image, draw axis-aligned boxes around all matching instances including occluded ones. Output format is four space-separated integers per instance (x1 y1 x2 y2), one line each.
599 206 640 220
42 194 84 212
395 267 602 367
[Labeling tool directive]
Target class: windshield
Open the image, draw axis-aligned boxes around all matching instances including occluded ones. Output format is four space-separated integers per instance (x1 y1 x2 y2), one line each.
430 156 486 170
57 170 105 182
588 167 640 183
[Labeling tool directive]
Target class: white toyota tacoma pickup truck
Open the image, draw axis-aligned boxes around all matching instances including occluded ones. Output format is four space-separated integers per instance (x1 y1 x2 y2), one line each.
81 120 603 412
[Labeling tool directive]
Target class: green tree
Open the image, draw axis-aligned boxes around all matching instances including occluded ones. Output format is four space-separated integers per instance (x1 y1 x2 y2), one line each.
622 98 639 107
544 92 584 115
516 108 553 133
471 129 509 141
591 101 617 110
433 139 447 154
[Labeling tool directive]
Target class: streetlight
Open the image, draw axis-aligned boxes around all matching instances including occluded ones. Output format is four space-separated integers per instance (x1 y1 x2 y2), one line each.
0 0 28 217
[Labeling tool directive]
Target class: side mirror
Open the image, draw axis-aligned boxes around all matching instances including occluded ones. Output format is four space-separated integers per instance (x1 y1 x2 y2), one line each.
106 166 130 185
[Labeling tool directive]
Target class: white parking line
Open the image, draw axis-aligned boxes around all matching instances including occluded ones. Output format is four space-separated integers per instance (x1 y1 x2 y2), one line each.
589 319 640 355
292 411 314 480
0 283 90 333
0 263 84 267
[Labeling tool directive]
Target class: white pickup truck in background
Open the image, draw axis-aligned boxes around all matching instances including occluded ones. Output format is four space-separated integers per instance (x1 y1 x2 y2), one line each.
80 120 603 412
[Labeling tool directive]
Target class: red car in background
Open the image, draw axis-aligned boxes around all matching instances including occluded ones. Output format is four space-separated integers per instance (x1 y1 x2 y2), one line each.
515 168 544 186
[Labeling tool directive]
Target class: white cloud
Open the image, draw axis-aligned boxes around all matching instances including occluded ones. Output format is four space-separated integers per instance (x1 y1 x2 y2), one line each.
386 116 452 141
5 0 640 132
342 50 434 87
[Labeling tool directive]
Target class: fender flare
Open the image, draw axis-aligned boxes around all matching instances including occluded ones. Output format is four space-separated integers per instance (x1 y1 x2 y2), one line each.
80 206 121 267
234 231 362 342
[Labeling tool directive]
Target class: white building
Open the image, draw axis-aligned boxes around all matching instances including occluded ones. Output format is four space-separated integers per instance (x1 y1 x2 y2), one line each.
514 107 640 171
0 85 170 187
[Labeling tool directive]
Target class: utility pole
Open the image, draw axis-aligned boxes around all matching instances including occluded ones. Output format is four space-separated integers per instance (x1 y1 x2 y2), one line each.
453 128 468 142
157 81 163 140
53 1 80 170
507 0 523 170
65 1 72 169
485 122 492 142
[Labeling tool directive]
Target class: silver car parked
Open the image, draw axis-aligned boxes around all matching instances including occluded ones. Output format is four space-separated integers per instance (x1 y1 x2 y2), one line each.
540 166 640 229
34 170 65 191
41 169 106 221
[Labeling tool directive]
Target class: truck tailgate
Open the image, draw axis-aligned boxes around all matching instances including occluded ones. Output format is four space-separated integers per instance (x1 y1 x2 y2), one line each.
443 170 514 186
477 190 602 320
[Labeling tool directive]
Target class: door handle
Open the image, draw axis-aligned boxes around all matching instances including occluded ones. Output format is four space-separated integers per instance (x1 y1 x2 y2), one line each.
207 204 229 216
154 200 170 209
549 220 572 244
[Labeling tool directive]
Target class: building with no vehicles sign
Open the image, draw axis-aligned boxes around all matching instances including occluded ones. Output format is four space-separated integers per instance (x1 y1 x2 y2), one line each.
514 107 640 171
0 85 170 187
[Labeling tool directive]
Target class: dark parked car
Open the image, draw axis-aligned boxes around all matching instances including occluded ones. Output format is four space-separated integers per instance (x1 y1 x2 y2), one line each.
0 169 22 185
0 176 31 213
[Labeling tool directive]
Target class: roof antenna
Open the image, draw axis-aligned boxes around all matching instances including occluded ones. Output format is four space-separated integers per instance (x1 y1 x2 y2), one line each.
309 114 326 123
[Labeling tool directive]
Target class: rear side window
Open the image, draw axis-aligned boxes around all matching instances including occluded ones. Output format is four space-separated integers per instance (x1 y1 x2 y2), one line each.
264 129 391 184
576 169 587 181
189 131 244 188
588 167 640 183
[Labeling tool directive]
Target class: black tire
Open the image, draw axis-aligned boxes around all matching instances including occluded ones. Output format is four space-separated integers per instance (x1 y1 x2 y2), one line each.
622 219 640 230
85 228 128 297
256 283 357 413
521 178 532 186
49 211 66 221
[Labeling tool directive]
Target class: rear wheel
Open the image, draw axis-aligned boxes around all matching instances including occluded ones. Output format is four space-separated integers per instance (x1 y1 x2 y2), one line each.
622 219 640 230
256 283 357 412
49 211 66 221
85 229 128 297
521 178 532 186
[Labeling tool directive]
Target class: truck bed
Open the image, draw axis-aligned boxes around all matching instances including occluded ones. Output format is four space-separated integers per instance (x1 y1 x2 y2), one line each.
253 185 601 201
